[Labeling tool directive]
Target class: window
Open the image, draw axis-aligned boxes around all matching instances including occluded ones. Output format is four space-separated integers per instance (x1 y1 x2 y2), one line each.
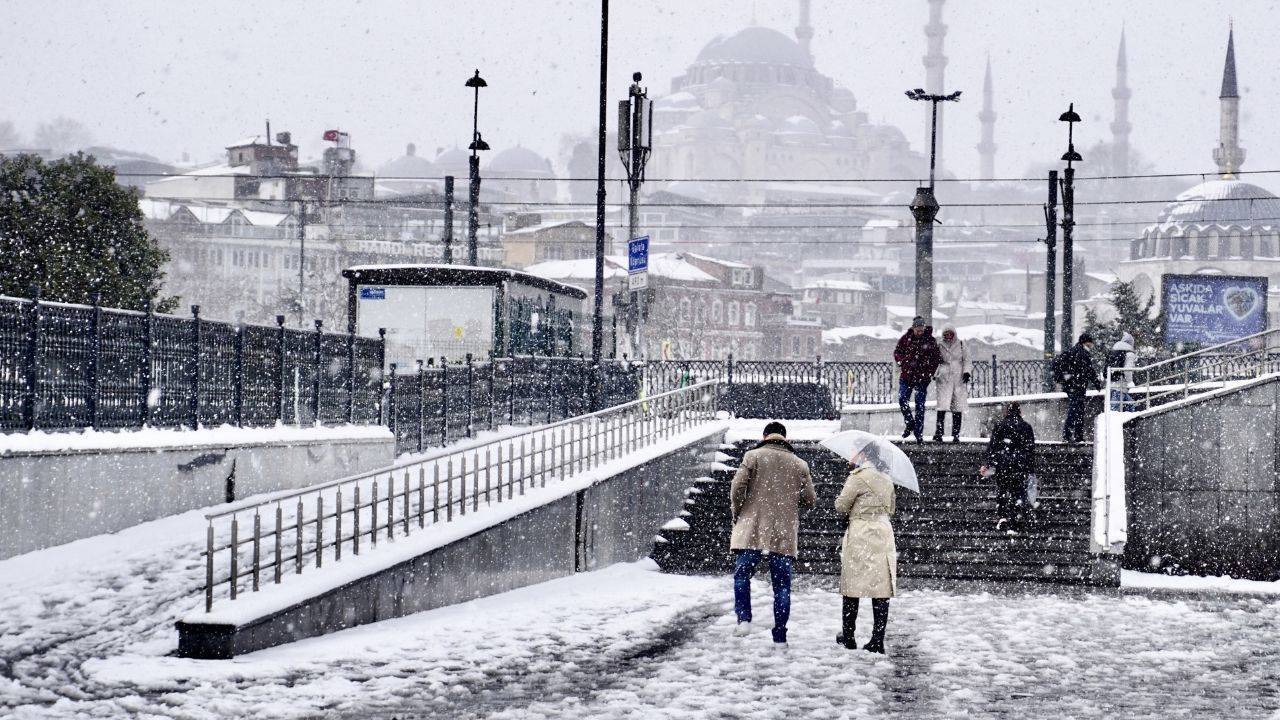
744 303 757 327
727 301 740 326
680 298 692 323
807 336 817 355
695 300 706 324
791 336 800 357
711 300 723 324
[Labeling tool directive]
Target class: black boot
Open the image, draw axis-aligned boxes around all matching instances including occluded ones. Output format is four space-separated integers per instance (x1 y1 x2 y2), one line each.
864 599 889 654
951 412 962 443
835 596 858 649
931 413 945 442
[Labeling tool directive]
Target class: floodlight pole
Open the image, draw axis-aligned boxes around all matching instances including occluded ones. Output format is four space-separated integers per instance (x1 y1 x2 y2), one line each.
589 0 610 412
906 88 961 326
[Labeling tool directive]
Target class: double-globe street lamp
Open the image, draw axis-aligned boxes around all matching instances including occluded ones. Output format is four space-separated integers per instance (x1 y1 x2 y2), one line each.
905 88 961 325
466 69 489 267
1058 102 1082 352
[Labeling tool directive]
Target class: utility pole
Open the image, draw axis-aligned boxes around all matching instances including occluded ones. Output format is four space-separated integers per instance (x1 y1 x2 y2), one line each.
466 70 489 266
1059 103 1082 351
905 88 961 324
618 71 652 358
442 175 455 264
590 0 609 408
1043 170 1058 390
296 199 307 324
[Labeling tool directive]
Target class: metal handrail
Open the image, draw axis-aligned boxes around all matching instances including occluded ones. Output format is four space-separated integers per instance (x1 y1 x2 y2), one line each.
201 379 722 611
1095 327 1280 554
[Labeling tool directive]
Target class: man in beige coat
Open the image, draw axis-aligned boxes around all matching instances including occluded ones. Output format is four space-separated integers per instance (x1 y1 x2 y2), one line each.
730 421 818 644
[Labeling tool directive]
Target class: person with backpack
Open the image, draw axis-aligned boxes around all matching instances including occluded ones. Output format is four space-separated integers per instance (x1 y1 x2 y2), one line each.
1052 332 1101 443
981 402 1037 533
1107 331 1138 411
893 317 942 444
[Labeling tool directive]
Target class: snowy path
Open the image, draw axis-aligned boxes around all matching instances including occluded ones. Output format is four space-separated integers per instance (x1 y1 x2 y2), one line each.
5 537 1280 719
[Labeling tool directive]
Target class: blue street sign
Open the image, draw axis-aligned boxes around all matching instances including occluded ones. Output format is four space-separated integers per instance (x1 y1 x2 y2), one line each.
628 236 650 274
360 287 387 300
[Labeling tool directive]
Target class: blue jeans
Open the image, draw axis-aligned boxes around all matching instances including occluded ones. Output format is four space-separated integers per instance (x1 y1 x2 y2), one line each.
898 379 930 437
1064 393 1088 441
733 549 794 642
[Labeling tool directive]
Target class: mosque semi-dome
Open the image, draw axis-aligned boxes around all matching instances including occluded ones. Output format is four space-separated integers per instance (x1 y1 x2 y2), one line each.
487 145 553 175
694 26 812 68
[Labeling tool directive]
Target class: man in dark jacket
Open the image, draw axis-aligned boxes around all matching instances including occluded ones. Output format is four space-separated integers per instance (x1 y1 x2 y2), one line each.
984 402 1036 532
893 317 942 443
1053 332 1101 443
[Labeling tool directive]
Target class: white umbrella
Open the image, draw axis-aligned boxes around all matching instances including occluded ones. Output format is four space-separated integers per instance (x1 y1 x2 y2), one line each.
819 430 921 493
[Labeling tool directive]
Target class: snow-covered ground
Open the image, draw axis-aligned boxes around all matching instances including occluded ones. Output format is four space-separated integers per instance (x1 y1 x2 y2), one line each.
5 529 1280 719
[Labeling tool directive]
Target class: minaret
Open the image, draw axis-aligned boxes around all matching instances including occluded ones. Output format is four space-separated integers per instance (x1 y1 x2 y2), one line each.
796 0 814 64
976 56 996 180
1110 29 1132 176
1213 26 1245 178
923 0 948 172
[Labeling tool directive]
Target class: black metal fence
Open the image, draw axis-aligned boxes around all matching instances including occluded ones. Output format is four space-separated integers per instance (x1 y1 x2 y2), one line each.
385 355 643 455
0 293 386 432
643 355 1052 408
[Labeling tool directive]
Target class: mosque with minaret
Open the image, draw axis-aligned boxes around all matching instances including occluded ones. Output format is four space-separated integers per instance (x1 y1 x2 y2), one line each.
1116 27 1280 315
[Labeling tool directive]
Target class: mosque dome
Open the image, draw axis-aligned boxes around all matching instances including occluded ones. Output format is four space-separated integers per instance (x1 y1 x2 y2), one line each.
433 147 470 178
695 27 811 68
378 143 436 178
742 114 774 131
487 145 553 175
781 115 820 134
1153 179 1280 229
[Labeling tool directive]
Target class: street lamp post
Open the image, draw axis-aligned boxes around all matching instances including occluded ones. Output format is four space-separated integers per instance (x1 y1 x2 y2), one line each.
905 88 961 325
1058 102 1082 352
1043 169 1058 390
466 69 489 267
590 0 610 409
618 71 653 358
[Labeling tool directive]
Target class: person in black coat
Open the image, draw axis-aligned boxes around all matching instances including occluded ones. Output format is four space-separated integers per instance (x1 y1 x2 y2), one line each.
1052 332 1101 443
983 402 1036 532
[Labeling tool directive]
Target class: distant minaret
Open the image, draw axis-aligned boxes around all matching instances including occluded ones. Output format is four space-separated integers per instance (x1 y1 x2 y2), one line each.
923 0 948 172
796 0 814 63
1213 26 1245 178
976 56 996 180
1110 29 1132 176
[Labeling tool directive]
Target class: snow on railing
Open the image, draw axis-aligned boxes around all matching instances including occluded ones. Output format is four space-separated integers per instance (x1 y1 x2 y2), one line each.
199 380 722 611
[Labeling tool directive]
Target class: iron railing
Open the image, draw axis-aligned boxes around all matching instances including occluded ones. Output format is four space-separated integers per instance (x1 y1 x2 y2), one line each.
642 355 1050 407
200 379 722 611
0 293 386 432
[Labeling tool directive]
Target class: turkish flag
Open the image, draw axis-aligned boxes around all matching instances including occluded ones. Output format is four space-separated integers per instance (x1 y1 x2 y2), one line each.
323 130 340 141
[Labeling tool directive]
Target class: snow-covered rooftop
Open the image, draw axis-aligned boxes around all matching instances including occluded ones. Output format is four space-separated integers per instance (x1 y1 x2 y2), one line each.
803 279 874 292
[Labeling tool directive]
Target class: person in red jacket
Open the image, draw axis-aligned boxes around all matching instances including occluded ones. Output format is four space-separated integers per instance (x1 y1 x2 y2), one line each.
893 317 942 443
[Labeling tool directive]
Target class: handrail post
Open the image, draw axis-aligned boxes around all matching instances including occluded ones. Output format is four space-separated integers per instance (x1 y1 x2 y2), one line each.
189 305 201 430
141 300 153 427
205 521 214 611
440 356 450 445
23 287 40 431
311 320 323 425
990 354 998 397
346 326 357 424
88 292 101 429
233 323 245 427
388 363 399 440
466 352 475 438
417 359 426 453
377 327 387 423
275 315 287 424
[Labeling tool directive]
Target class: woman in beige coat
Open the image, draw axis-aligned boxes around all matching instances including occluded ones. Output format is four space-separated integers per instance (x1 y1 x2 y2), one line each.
833 447 897 653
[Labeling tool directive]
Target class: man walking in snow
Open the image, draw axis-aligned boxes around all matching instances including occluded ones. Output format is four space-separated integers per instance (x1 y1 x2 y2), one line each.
894 317 942 443
729 421 817 645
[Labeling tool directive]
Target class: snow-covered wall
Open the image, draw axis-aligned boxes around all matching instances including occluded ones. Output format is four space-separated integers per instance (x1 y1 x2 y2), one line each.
0 426 395 560
841 391 1105 441
1123 377 1280 579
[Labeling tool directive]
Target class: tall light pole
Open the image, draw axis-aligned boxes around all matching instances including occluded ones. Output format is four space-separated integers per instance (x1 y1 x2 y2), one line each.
1043 169 1058 390
1059 102 1082 352
466 69 489 267
590 0 609 408
905 88 961 325
618 70 652 357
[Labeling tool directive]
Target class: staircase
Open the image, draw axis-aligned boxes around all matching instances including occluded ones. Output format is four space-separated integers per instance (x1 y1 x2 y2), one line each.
653 440 1119 587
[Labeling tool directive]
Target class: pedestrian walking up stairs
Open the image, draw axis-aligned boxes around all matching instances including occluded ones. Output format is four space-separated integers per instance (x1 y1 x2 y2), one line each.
652 439 1120 587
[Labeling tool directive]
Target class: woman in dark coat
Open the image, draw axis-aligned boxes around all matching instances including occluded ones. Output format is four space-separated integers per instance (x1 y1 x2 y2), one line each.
982 402 1036 533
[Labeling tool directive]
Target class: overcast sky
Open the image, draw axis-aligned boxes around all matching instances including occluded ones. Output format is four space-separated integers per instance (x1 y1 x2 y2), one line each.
1 0 1274 181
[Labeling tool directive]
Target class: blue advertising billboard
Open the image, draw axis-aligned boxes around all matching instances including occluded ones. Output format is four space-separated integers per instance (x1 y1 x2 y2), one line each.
1162 273 1268 345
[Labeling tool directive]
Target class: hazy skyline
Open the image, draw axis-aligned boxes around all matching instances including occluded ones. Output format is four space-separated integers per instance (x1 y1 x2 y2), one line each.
2 1 1274 181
